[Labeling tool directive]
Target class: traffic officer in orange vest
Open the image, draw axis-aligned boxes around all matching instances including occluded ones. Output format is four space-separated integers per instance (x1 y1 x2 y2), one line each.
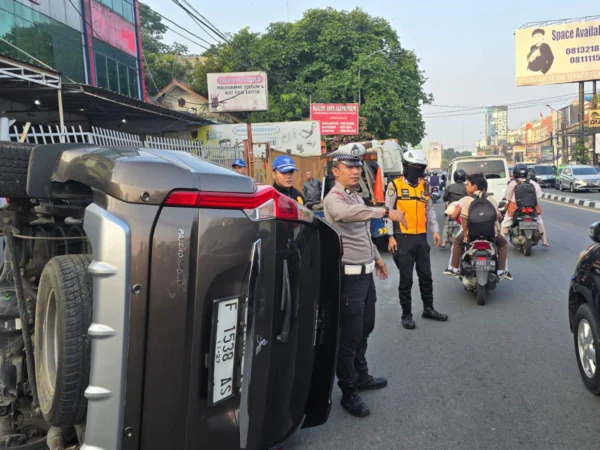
386 149 448 330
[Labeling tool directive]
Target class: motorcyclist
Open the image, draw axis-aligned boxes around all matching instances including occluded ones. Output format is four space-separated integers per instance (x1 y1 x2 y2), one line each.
501 163 548 247
429 171 440 188
441 169 468 248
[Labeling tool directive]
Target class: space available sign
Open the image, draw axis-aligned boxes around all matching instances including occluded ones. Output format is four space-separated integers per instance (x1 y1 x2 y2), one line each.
189 121 321 157
207 71 268 113
310 103 359 135
515 19 600 86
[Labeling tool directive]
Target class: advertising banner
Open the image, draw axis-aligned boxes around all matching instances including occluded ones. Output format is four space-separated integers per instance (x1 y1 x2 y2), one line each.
485 106 508 146
90 0 137 57
590 109 600 127
207 72 268 113
516 19 600 86
189 121 321 157
310 103 359 135
427 142 443 169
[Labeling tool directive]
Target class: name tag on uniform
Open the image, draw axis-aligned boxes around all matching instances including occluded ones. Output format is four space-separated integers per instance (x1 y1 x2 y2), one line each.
401 189 410 197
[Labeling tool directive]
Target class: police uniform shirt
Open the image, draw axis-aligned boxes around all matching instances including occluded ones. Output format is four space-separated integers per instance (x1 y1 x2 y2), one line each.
385 178 440 236
323 181 382 265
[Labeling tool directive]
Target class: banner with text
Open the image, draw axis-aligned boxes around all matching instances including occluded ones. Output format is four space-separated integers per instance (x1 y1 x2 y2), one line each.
590 109 600 127
207 72 268 113
310 103 359 135
516 19 600 86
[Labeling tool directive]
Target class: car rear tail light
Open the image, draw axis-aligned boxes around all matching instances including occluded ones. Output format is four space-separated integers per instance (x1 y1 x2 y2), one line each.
525 218 532 222
477 256 487 261
522 207 534 213
165 185 314 223
473 242 491 250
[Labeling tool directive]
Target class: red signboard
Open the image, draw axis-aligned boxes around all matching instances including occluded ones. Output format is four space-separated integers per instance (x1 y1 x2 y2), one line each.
310 103 359 135
91 0 137 57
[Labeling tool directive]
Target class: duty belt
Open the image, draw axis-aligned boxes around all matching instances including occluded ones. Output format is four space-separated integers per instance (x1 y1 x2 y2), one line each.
343 261 375 275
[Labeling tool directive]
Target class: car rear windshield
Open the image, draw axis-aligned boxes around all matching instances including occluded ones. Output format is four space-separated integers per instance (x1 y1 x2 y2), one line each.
455 160 507 179
534 166 554 175
573 167 598 175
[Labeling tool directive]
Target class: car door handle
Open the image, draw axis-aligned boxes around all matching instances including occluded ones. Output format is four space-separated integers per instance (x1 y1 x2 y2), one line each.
277 259 292 343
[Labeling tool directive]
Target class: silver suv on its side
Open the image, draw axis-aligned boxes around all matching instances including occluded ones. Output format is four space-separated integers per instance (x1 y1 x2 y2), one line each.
559 165 600 193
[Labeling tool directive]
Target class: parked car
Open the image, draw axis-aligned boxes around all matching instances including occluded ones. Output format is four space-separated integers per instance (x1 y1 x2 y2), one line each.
569 221 600 394
531 164 556 187
447 155 509 198
558 165 600 192
0 142 341 449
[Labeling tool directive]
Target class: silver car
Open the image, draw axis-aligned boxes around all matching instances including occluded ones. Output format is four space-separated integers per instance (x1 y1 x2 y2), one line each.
559 165 600 192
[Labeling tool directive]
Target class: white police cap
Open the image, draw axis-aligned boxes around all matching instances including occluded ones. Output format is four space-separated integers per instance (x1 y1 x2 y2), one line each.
330 142 367 167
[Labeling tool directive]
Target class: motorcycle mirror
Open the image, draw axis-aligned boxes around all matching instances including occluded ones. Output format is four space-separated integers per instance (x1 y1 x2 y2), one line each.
589 221 600 244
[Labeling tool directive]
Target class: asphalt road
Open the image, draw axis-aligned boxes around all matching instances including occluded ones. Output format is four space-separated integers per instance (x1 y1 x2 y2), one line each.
289 198 600 450
542 186 600 202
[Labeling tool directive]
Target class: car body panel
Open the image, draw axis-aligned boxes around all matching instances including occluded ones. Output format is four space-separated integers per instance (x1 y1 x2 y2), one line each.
569 242 600 330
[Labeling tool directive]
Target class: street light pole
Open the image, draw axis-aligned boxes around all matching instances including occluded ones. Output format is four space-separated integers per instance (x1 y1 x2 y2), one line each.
358 49 386 106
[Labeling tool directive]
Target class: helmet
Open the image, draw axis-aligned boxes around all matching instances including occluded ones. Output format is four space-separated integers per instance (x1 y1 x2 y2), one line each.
513 163 528 179
432 171 438 176
402 149 428 167
453 169 467 183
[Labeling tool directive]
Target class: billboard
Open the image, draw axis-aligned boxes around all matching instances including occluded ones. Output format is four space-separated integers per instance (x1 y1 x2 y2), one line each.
590 109 600 127
516 20 600 86
189 121 321 157
310 103 359 135
207 72 268 113
485 106 508 146
427 142 442 169
91 0 137 57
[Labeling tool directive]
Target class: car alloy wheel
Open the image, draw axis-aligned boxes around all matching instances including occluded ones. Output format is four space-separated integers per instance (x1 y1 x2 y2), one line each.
578 318 597 379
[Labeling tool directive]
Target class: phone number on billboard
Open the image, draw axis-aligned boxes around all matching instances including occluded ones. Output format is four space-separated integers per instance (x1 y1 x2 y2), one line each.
566 46 600 55
569 55 600 64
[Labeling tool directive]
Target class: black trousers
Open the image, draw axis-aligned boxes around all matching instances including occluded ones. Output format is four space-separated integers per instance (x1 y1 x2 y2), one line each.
336 273 376 393
392 233 434 316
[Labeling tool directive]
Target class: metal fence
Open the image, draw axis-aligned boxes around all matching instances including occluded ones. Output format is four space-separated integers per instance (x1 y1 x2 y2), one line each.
5 124 243 169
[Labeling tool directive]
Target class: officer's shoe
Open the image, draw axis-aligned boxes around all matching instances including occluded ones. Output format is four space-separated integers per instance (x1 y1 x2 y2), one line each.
422 307 448 322
402 315 416 330
341 392 371 418
356 375 388 391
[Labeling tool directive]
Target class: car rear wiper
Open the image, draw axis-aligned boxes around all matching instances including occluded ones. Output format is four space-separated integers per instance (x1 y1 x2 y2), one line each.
277 259 292 343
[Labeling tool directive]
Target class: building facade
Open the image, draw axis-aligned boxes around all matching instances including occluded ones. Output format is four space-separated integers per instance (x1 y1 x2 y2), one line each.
0 0 146 100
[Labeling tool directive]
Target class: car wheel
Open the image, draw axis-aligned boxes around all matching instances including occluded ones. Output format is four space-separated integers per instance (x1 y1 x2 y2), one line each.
35 254 93 427
574 303 600 394
0 142 34 198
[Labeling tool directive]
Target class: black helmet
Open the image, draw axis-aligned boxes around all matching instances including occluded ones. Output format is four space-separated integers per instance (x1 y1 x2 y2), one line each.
513 163 528 179
453 169 467 183
432 171 438 176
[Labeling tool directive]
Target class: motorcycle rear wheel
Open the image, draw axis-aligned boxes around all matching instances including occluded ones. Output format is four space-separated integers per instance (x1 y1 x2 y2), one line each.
476 284 487 306
523 238 532 256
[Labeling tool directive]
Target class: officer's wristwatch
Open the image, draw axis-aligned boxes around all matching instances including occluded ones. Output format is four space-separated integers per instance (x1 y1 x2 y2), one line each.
383 206 390 218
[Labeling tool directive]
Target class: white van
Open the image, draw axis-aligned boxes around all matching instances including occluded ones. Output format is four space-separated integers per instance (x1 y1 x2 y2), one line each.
447 155 510 199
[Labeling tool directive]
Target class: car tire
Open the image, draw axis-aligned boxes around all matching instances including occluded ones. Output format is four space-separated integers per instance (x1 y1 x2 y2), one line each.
35 254 93 427
0 143 34 198
574 303 600 394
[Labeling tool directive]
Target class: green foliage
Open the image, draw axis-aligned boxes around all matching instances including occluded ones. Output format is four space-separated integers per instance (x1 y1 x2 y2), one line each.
572 137 590 164
442 148 471 168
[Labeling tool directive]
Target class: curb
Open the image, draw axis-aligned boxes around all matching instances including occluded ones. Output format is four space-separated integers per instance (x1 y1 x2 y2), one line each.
542 192 600 209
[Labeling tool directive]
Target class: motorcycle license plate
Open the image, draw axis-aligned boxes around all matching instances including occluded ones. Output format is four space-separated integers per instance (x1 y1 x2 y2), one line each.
475 259 495 270
519 222 537 230
210 298 239 405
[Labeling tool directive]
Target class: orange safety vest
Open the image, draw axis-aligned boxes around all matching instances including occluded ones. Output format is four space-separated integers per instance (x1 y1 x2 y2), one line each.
392 177 429 234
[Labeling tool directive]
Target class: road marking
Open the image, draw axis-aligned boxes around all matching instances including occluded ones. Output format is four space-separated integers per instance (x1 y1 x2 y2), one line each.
540 198 600 214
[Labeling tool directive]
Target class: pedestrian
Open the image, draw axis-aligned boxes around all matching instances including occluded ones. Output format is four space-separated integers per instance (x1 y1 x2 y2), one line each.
385 149 448 330
272 155 305 205
323 142 407 418
303 170 323 203
231 159 247 175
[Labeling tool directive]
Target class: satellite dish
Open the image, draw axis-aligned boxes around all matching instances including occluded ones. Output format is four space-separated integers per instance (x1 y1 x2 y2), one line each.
178 97 186 107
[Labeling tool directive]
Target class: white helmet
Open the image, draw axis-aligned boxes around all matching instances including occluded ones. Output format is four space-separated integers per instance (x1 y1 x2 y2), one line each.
403 149 428 167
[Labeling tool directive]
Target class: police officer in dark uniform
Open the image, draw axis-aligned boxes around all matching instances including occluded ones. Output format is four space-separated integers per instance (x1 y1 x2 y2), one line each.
323 143 407 417
272 155 306 205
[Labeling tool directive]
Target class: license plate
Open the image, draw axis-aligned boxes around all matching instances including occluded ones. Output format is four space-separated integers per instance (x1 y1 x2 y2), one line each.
519 222 537 230
211 298 239 405
475 259 495 270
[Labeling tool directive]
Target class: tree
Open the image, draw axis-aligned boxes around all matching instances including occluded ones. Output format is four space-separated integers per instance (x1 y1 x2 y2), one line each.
441 148 472 168
572 137 590 164
191 8 431 146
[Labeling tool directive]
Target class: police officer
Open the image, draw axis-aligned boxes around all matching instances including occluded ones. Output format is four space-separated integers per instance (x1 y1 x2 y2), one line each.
386 149 448 330
232 159 248 175
323 143 407 418
272 155 305 205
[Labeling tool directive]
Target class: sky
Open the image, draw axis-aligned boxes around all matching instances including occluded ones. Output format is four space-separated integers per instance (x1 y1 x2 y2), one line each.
144 0 598 151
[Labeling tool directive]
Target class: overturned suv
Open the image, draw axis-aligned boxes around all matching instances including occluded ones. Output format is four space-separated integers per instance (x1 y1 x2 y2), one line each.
0 142 341 450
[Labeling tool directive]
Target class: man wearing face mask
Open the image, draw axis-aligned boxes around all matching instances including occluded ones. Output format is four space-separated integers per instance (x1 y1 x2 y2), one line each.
385 150 448 330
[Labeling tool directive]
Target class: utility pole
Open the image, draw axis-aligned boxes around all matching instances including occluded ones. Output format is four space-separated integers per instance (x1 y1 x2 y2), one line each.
579 81 586 164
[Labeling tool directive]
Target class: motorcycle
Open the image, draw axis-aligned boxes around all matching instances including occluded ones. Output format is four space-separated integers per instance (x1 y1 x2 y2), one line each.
431 186 441 203
445 216 461 246
508 207 540 256
458 239 499 306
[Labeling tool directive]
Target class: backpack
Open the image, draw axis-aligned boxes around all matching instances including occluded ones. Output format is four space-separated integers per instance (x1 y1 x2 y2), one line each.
514 180 537 208
467 194 497 239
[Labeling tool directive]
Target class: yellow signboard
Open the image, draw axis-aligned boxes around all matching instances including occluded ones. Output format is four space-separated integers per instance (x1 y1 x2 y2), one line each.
590 109 600 127
515 19 600 86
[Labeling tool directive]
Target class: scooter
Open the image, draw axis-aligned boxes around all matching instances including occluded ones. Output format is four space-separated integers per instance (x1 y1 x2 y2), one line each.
508 207 540 256
458 238 499 306
445 216 461 246
431 186 441 204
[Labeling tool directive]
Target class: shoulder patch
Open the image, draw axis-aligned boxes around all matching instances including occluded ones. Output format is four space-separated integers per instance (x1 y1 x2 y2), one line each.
387 187 396 197
297 196 304 205
334 192 346 201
